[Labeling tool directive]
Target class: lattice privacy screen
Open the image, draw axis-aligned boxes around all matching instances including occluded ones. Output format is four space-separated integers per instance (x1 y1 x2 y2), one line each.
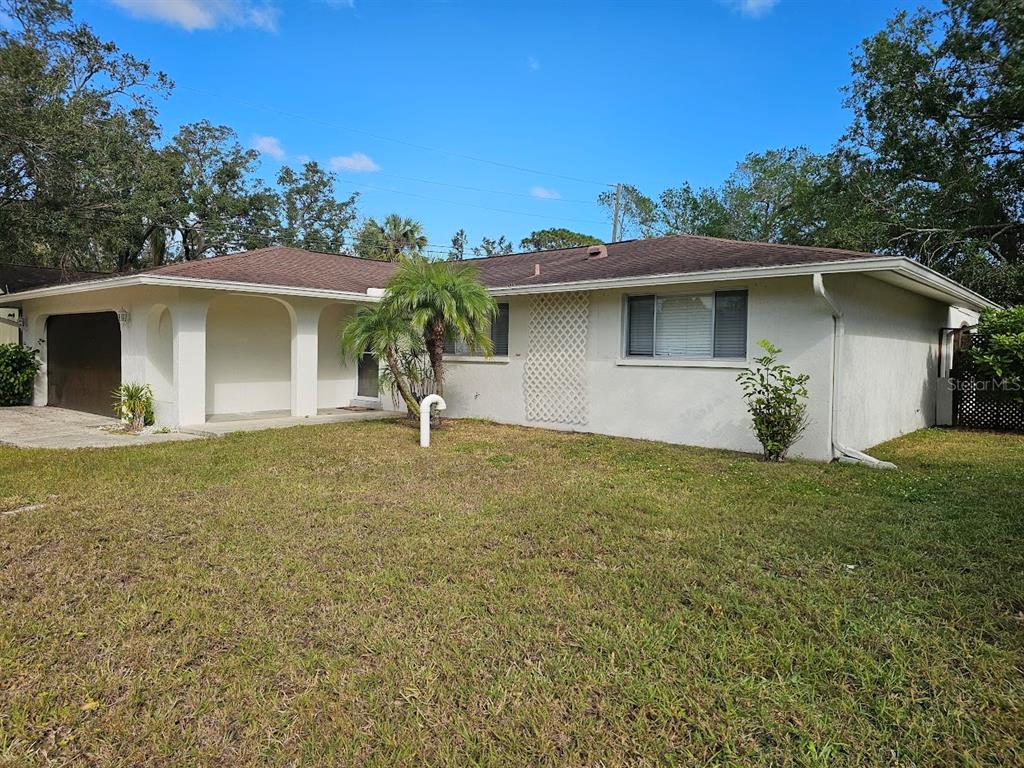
954 382 1024 432
523 292 589 425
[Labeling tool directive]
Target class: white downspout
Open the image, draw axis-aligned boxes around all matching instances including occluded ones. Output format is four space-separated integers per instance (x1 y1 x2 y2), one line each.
812 273 896 470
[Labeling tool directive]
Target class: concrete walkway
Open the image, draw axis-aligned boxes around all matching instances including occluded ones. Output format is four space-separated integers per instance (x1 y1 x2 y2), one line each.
0 407 200 449
182 408 400 436
0 406 401 449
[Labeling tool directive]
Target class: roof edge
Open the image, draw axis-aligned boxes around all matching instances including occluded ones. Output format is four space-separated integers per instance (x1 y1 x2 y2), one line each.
488 256 998 310
1 274 385 303
2 255 997 311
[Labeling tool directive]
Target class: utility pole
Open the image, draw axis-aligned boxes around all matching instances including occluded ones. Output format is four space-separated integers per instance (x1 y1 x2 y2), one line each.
611 182 622 242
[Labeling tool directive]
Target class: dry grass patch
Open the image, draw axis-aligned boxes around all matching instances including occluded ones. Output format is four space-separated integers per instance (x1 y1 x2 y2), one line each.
0 421 1022 766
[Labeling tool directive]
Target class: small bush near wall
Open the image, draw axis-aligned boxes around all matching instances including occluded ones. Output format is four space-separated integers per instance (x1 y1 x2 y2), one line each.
113 383 155 432
0 344 41 406
965 306 1024 399
737 340 810 462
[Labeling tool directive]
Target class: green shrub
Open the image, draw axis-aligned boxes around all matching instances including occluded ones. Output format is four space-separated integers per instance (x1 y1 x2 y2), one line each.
0 344 41 406
113 383 154 431
736 340 810 462
966 306 1024 399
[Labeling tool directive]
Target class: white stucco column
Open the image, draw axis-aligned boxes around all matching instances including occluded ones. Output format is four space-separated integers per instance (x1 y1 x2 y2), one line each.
27 311 48 406
118 307 145 386
290 304 321 418
172 299 209 426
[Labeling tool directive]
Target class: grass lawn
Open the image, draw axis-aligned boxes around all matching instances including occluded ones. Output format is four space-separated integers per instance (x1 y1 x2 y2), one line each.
1 420 1022 766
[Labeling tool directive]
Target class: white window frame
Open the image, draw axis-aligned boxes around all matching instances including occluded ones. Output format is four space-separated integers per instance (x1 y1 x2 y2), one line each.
621 288 748 362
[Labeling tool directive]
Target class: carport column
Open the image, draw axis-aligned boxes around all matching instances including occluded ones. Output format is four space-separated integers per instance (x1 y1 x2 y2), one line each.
26 312 49 406
291 304 320 418
172 299 209 427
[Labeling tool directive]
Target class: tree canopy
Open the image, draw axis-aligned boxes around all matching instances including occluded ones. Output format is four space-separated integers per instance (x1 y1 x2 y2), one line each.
598 0 1024 304
0 0 362 272
472 235 514 258
0 0 170 271
520 228 601 251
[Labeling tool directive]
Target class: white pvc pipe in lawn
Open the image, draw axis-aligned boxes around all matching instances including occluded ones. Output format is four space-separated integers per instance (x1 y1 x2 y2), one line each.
419 394 447 448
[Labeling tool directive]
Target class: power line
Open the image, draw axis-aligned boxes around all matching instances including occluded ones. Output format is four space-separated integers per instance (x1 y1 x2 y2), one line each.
4 205 466 255
176 84 616 188
337 168 597 205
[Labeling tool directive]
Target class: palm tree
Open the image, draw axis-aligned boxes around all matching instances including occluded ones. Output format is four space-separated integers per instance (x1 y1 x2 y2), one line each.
355 214 428 261
339 303 424 417
379 214 427 260
384 255 496 398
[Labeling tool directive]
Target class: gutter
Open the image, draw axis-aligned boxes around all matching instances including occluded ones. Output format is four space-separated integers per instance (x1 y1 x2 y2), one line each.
1 274 383 303
812 273 897 470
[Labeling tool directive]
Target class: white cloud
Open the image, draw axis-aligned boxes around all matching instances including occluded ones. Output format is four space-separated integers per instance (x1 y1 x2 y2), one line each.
723 0 779 18
329 152 380 173
530 186 561 200
251 134 285 160
109 0 280 32
527 56 541 72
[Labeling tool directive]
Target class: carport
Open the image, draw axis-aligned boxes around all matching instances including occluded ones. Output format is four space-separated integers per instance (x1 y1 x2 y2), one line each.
45 312 121 416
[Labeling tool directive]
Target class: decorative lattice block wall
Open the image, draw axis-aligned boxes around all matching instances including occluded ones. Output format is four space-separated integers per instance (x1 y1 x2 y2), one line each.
523 292 589 425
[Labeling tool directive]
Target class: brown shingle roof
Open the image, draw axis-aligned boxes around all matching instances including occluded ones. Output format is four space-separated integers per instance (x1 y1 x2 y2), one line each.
10 236 887 296
470 235 881 289
0 263 107 294
141 236 883 294
147 246 396 293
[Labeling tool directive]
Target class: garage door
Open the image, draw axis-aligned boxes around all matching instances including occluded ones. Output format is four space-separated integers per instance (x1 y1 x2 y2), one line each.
46 312 121 416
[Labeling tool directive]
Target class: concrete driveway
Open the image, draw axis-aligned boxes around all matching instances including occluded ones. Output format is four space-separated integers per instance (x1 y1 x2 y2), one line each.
0 407 200 449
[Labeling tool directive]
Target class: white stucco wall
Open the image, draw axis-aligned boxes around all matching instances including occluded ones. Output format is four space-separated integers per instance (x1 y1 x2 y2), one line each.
16 285 151 411
14 286 369 426
145 304 175 423
9 271 962 453
829 273 948 451
317 303 358 409
0 308 18 345
442 276 837 461
205 295 292 416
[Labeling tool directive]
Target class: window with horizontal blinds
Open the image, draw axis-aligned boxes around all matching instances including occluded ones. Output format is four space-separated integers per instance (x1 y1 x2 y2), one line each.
491 302 510 356
443 302 510 356
713 291 747 358
626 290 748 359
627 296 655 356
655 295 713 357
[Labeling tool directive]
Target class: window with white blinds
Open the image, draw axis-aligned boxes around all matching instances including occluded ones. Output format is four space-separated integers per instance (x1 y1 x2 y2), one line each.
626 290 747 359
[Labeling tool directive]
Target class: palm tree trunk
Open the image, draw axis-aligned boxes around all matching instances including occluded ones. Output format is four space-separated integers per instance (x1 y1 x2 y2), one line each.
427 320 446 398
385 346 420 418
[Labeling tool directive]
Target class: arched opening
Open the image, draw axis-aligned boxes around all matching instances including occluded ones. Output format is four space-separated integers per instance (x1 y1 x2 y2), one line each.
206 295 291 418
317 303 357 409
146 304 174 423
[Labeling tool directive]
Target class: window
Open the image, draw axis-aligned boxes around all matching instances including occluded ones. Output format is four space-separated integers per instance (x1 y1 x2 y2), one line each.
626 290 747 359
443 302 509 356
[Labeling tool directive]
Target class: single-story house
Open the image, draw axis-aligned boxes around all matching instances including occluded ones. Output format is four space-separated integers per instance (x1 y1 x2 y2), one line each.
0 235 993 462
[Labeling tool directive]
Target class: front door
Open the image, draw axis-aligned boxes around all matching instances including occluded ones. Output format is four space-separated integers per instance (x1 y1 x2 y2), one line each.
357 352 379 398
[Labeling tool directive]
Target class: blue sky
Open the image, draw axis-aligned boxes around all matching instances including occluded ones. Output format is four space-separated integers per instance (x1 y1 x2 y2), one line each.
77 0 936 253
